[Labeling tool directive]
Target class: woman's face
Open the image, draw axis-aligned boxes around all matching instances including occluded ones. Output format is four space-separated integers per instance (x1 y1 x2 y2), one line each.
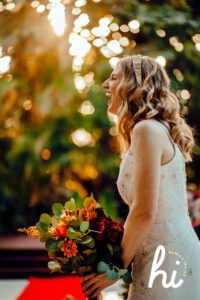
102 63 123 115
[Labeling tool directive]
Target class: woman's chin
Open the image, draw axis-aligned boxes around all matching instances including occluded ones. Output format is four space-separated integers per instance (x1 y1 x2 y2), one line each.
107 105 117 115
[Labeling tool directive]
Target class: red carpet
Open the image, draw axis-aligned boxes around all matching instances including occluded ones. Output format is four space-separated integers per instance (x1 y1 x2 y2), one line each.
17 276 86 300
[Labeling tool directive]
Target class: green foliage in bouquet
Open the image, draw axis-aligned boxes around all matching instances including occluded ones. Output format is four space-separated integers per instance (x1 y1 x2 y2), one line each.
18 193 132 284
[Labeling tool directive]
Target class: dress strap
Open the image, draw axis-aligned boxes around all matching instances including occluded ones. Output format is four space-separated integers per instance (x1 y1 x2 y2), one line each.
158 121 176 163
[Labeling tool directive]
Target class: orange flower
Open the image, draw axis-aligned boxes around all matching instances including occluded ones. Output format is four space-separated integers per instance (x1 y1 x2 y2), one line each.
61 240 78 258
62 215 77 222
18 226 41 238
87 199 96 211
89 211 97 220
56 221 68 237
49 227 57 237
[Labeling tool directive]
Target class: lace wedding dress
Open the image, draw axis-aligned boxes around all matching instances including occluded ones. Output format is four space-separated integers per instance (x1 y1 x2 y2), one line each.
117 121 200 300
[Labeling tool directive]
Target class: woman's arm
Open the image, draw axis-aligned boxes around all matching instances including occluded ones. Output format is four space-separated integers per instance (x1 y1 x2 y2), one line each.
121 120 163 269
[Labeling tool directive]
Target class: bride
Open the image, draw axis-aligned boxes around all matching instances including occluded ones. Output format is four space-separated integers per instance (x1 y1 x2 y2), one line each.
80 55 200 299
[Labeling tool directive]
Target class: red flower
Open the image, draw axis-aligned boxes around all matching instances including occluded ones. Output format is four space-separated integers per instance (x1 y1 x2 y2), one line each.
89 211 97 220
105 221 124 245
79 208 89 221
92 221 106 240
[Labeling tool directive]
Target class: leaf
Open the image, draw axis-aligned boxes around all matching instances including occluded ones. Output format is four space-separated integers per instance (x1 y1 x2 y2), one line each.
122 271 132 284
57 240 65 248
36 222 48 233
83 196 93 208
48 261 61 272
52 203 64 217
45 239 58 250
40 232 52 242
51 216 58 228
77 254 84 263
81 235 95 248
39 213 51 226
67 226 82 240
117 269 128 276
48 249 58 258
56 256 70 264
65 201 76 211
82 249 97 256
97 261 109 273
80 221 89 233
107 243 114 256
106 268 119 281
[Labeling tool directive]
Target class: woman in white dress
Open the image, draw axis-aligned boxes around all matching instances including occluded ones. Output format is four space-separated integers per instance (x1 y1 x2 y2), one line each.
80 55 200 300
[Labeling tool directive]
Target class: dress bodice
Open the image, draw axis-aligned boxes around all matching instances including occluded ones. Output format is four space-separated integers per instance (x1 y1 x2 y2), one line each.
116 123 189 224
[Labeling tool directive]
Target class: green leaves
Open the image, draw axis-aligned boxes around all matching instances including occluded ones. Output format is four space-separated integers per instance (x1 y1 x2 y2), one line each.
106 268 119 281
48 261 61 272
67 226 82 241
45 239 58 250
97 261 109 273
83 197 93 208
65 200 76 211
80 235 95 248
97 260 132 284
122 270 132 284
40 232 52 242
80 221 89 233
36 222 48 233
107 243 114 256
52 203 63 217
97 261 118 281
51 216 58 228
36 213 51 233
40 213 51 226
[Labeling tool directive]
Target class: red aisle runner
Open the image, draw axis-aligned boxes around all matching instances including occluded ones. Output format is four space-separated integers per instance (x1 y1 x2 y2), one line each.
17 276 86 300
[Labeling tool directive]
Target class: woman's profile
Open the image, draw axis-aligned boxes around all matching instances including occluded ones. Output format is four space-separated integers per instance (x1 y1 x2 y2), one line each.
81 55 200 299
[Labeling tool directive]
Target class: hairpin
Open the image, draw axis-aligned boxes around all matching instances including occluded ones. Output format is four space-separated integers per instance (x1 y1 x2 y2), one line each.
132 54 142 85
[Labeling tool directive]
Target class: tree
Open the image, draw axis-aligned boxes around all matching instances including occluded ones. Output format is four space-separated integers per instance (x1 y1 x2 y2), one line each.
0 0 200 234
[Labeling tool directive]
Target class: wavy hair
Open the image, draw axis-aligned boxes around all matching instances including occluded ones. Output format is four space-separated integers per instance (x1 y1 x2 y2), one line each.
115 55 197 162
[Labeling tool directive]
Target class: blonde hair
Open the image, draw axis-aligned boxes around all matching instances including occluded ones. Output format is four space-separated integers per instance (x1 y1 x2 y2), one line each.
115 55 197 162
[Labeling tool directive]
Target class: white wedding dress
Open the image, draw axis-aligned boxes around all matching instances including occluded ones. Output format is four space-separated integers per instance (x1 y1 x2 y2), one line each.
117 121 200 300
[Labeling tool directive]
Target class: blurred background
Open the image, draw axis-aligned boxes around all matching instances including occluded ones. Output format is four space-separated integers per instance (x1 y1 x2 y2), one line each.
0 0 200 298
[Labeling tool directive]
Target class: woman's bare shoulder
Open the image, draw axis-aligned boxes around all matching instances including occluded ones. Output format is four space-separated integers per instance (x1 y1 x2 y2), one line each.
131 119 164 144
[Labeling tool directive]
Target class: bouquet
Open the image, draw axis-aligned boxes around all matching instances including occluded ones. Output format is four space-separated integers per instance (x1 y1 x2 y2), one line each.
18 193 132 298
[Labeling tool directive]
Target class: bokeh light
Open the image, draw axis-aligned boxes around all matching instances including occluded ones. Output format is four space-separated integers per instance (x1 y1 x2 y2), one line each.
36 5 45 13
48 2 66 36
173 69 184 81
128 19 140 33
109 23 119 31
78 100 95 115
23 99 33 111
156 29 166 37
0 56 11 74
41 149 51 160
69 33 91 57
109 57 120 68
70 128 95 147
155 55 166 67
181 89 190 100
